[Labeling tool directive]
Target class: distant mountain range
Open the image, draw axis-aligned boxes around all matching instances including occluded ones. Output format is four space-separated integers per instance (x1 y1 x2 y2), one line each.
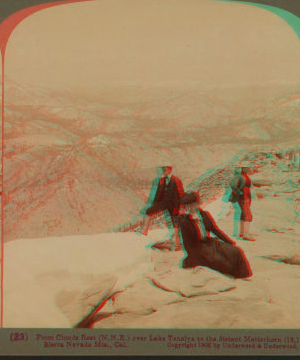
2 79 300 241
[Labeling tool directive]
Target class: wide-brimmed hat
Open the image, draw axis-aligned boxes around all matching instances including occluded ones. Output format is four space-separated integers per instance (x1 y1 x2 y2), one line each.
180 192 200 205
159 165 173 171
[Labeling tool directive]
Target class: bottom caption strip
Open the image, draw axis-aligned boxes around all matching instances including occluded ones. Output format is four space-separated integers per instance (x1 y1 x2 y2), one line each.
38 334 298 350
2 330 300 355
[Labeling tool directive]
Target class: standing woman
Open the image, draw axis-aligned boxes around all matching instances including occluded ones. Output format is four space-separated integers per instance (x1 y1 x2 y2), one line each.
238 162 255 241
229 166 244 237
229 162 254 241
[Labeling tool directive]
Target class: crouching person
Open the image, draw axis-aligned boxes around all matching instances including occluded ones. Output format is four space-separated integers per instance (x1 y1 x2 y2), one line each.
141 166 184 251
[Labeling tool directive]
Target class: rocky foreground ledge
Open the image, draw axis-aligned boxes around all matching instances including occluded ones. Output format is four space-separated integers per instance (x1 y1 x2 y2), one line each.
2 168 300 328
3 234 151 328
93 170 300 329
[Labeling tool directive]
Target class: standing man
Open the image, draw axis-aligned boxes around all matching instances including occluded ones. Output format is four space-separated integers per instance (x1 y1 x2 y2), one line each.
141 166 184 250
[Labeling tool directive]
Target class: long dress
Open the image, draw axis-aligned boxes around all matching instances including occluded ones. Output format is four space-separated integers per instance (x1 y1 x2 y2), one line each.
178 209 252 278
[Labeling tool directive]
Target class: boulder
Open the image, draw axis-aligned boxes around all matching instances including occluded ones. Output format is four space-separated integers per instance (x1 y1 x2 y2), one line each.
4 233 150 327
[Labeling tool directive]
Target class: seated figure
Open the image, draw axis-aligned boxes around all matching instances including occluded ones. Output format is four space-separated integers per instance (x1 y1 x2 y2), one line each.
178 192 252 279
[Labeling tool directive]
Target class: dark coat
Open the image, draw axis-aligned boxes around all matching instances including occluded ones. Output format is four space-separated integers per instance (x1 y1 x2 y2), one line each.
178 209 252 278
229 175 244 203
149 175 184 215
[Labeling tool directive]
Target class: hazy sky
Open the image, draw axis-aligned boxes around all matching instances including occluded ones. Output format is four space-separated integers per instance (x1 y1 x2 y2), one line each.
5 0 300 94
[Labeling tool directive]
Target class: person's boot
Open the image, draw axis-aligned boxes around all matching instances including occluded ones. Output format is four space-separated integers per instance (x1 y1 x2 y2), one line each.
239 221 245 238
242 222 255 241
141 216 150 236
173 226 181 251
